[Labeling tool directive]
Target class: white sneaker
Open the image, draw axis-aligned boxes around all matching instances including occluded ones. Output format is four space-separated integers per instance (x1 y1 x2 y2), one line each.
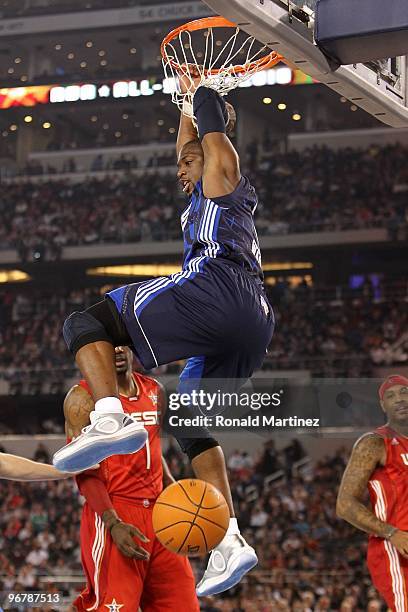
196 534 258 597
53 411 148 472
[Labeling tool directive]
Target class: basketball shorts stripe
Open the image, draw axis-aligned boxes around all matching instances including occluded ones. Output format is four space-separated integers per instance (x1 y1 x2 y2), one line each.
368 537 408 612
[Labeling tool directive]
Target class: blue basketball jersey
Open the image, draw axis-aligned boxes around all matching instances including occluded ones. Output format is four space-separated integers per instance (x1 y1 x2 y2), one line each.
181 176 263 280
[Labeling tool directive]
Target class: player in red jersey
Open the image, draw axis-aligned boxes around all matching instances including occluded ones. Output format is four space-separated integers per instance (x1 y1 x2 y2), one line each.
337 374 408 612
64 346 199 612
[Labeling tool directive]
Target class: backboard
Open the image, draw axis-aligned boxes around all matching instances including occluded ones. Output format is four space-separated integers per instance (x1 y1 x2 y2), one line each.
203 0 408 128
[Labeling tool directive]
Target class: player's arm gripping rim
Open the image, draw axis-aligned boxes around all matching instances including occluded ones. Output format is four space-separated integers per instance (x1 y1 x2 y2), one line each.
64 384 150 560
178 67 239 198
336 433 408 557
192 83 240 198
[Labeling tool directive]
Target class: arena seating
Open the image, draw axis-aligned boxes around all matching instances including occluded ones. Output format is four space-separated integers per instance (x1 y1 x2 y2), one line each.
2 144 407 255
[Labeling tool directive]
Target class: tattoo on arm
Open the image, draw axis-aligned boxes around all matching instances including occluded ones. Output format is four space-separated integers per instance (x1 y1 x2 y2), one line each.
337 434 391 537
63 386 94 438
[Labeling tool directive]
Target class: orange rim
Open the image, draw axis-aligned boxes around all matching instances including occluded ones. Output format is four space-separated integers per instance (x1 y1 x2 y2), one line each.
161 16 284 76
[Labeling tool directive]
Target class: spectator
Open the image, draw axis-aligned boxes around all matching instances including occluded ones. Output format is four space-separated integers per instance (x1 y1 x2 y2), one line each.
32 443 50 464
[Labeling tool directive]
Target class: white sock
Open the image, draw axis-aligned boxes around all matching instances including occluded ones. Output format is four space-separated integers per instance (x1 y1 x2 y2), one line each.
226 517 240 536
94 397 123 414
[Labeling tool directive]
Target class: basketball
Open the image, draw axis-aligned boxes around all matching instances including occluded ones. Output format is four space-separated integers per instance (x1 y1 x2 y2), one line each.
152 479 230 556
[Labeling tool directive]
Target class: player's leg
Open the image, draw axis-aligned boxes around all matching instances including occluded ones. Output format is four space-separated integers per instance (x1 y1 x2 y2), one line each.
53 295 148 471
367 538 408 611
140 536 199 612
171 351 269 597
55 266 234 471
73 503 148 612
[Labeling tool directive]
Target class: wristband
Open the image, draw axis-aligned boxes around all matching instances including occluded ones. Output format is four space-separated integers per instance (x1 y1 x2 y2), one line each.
193 86 227 140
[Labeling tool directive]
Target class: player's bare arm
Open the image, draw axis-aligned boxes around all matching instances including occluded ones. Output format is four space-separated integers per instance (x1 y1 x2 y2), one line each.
65 384 150 559
64 384 94 438
176 106 197 160
337 432 408 557
176 66 200 158
0 453 74 481
337 434 389 535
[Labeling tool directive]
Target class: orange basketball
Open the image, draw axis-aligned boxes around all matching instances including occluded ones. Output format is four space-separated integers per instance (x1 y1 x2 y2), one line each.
152 479 230 556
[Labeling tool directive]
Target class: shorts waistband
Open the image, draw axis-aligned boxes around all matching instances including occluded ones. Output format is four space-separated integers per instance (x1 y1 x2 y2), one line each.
110 495 157 508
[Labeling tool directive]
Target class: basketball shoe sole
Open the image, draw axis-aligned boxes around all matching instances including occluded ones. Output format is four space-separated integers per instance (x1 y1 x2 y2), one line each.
53 413 148 472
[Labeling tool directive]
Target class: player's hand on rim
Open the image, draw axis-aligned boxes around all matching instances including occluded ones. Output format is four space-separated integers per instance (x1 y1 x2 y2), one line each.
111 521 150 560
389 529 408 558
179 64 202 94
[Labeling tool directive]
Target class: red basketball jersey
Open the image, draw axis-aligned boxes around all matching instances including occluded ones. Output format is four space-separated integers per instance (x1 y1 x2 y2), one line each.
368 425 408 532
78 373 163 502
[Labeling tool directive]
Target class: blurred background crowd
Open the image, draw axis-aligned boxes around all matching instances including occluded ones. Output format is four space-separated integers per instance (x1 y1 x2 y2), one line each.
2 144 407 256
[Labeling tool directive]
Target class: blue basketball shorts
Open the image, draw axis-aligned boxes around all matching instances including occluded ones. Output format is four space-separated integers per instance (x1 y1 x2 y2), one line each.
107 259 274 383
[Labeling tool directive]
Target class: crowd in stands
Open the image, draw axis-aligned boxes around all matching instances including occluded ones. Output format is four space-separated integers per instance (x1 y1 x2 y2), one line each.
0 441 386 610
22 151 175 178
0 278 407 391
2 144 407 257
265 277 408 377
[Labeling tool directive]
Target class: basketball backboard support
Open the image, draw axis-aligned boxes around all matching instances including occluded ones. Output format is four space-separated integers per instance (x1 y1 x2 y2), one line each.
203 0 408 128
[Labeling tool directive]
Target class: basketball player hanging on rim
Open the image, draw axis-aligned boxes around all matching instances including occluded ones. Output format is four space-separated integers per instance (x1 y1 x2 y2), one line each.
337 375 408 611
53 67 275 594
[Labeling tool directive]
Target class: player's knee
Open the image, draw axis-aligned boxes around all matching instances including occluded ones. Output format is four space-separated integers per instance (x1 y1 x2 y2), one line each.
178 437 220 462
63 310 112 357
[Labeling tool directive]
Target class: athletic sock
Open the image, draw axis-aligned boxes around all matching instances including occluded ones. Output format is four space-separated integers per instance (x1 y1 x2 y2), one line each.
226 517 240 536
94 397 124 414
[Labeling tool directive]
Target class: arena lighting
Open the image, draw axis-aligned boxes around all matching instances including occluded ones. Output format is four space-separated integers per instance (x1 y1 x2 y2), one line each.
265 274 312 286
262 97 272 104
262 262 313 271
277 102 287 110
0 270 30 283
87 264 181 277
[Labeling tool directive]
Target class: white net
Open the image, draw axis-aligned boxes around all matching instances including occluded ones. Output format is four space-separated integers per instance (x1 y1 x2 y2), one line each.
162 19 282 118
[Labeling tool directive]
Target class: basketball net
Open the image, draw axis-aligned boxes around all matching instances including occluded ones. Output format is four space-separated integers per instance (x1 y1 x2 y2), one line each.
161 16 284 119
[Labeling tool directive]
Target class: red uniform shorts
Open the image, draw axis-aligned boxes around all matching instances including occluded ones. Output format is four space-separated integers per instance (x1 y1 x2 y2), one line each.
74 499 200 612
368 537 408 612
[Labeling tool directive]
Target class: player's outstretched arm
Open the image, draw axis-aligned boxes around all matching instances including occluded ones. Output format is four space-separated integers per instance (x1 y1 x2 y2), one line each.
193 87 240 199
65 384 150 559
0 453 75 481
